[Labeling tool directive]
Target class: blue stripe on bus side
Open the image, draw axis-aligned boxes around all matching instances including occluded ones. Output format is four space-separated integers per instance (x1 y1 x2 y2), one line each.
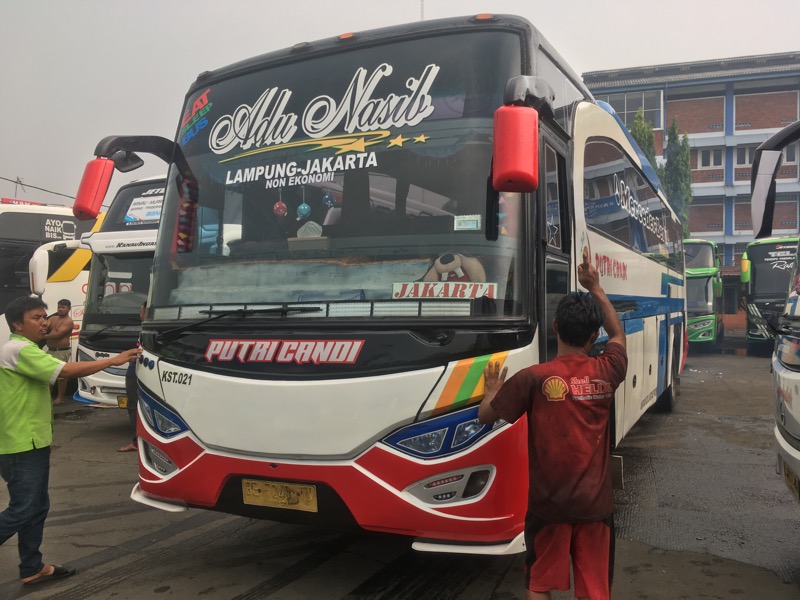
661 273 685 295
607 295 684 319
624 319 645 334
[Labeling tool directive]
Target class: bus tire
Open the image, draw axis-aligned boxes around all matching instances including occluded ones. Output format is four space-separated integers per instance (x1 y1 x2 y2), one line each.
653 352 679 412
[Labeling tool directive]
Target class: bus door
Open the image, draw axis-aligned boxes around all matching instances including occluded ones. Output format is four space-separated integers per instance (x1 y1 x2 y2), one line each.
539 138 572 362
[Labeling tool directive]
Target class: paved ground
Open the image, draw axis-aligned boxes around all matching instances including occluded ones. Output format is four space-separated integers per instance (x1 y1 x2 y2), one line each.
0 335 796 599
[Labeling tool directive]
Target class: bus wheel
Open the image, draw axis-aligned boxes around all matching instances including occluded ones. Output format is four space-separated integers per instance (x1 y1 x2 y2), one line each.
653 353 679 412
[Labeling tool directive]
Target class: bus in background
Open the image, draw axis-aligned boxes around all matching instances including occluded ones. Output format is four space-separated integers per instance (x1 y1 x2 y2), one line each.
73 176 164 406
70 14 685 553
740 236 798 350
748 119 800 504
0 202 96 357
683 239 723 347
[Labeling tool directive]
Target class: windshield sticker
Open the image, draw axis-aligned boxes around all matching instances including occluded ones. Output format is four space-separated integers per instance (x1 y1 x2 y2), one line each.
392 282 497 299
208 63 439 159
763 248 796 271
125 194 164 223
226 151 378 188
181 88 213 146
454 215 481 231
204 339 363 364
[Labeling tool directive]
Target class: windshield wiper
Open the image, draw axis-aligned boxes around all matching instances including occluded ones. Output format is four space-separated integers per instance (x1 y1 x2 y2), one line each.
156 306 323 342
85 317 143 341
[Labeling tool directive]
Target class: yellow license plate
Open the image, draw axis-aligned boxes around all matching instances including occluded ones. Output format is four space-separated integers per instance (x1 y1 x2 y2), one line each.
117 395 128 409
242 479 318 513
784 462 800 503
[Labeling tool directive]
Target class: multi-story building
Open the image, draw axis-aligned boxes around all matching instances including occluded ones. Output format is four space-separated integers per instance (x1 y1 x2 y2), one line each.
584 52 800 321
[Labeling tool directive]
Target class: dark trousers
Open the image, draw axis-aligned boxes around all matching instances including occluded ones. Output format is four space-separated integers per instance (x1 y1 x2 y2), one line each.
125 370 138 444
0 447 50 578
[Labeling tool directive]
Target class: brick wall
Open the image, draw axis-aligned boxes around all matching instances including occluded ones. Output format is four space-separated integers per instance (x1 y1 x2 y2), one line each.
733 201 797 231
667 97 724 134
688 204 723 232
735 91 798 130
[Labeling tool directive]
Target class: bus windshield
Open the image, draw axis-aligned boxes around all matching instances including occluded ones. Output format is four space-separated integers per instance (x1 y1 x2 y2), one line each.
82 253 152 330
749 243 796 298
686 276 713 315
151 30 525 321
685 243 715 269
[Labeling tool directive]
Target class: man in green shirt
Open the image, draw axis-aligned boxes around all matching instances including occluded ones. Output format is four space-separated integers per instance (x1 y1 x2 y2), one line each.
0 295 141 585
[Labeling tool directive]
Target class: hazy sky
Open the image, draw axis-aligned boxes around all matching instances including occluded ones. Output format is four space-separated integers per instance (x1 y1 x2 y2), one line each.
1 0 798 206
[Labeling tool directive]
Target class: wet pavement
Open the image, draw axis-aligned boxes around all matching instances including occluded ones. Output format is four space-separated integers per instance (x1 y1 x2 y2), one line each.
612 332 800 585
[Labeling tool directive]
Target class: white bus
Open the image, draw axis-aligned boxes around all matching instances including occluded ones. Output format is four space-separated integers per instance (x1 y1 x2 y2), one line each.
68 176 164 406
748 119 800 504
71 14 685 553
1 202 96 356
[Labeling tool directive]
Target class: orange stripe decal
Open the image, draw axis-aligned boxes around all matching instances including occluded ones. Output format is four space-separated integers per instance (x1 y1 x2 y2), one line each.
434 351 509 412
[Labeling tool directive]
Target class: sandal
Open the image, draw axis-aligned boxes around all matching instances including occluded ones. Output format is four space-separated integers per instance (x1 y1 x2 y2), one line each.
21 564 76 585
117 443 138 452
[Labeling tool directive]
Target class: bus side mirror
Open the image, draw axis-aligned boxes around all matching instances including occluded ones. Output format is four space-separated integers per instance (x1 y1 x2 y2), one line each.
492 105 539 192
29 246 50 296
74 157 115 221
740 257 751 284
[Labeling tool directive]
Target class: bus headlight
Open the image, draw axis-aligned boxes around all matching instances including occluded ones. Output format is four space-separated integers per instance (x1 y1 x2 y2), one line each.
383 406 501 459
689 319 713 330
137 385 189 438
397 428 446 454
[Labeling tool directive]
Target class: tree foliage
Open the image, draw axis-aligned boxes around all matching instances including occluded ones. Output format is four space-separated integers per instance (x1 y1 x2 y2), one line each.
662 119 693 235
628 109 693 235
630 108 657 168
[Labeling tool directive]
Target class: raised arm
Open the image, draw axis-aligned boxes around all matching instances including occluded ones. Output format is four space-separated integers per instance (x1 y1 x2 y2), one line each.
60 348 142 379
577 247 626 349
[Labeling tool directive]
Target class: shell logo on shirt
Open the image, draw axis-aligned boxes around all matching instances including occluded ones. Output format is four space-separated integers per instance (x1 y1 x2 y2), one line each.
542 376 569 401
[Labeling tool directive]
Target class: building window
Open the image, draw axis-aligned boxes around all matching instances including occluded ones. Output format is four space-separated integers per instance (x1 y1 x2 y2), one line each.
699 148 724 169
737 144 797 167
784 143 798 165
736 146 756 167
595 90 662 129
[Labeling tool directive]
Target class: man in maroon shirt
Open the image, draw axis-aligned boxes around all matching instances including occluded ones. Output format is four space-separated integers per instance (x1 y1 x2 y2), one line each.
479 247 628 600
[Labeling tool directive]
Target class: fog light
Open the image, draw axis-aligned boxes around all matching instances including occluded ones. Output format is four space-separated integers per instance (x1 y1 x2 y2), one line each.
424 475 464 489
433 491 457 501
405 465 495 505
463 469 490 499
142 440 178 476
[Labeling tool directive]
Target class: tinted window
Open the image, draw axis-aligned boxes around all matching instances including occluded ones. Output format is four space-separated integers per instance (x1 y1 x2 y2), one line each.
584 137 679 270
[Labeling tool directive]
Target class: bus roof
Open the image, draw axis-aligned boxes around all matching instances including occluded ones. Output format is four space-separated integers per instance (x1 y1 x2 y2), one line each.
184 14 592 104
746 235 799 248
683 238 718 248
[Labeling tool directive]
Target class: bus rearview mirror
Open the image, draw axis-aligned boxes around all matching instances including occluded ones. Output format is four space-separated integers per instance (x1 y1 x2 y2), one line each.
74 157 115 221
492 105 539 192
29 245 50 296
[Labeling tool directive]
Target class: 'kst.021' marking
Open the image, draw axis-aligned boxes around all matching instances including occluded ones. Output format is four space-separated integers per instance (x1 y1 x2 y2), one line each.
204 339 364 364
161 371 193 385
